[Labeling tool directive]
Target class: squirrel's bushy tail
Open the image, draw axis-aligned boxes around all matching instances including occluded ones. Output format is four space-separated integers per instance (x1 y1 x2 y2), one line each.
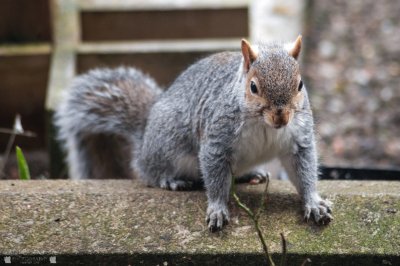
54 67 162 179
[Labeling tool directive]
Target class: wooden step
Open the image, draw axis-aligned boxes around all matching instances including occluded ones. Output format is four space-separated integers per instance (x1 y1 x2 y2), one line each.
0 43 51 56
78 0 248 11
78 39 240 53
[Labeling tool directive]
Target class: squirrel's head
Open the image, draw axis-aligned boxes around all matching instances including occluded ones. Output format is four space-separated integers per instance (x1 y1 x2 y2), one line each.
241 36 304 129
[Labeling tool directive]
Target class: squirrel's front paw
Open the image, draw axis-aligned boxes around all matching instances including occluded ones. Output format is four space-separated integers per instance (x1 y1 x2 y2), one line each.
304 194 333 225
206 203 229 232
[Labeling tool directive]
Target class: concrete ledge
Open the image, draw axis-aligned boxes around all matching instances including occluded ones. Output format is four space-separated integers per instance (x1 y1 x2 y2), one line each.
0 180 399 265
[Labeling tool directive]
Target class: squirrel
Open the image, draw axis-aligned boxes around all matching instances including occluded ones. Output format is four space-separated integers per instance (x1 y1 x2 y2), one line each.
55 36 333 232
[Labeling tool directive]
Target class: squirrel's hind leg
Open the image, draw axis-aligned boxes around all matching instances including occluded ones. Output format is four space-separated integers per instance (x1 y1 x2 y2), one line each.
158 153 203 191
235 171 268 184
135 153 203 190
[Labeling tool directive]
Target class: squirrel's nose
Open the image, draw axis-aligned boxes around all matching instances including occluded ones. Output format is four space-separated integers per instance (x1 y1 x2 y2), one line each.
272 110 289 128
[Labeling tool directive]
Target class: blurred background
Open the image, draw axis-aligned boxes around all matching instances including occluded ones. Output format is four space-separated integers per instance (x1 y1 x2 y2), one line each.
0 0 399 179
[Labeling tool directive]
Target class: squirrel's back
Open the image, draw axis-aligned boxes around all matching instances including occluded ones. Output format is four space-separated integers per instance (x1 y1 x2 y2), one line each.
146 51 243 140
160 51 242 103
55 67 162 179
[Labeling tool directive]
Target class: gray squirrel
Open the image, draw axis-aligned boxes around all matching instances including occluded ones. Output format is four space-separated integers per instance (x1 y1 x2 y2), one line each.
55 36 333 231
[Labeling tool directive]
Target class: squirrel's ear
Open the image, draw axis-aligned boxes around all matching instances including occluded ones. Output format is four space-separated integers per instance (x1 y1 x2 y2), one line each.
241 39 258 72
287 35 302 60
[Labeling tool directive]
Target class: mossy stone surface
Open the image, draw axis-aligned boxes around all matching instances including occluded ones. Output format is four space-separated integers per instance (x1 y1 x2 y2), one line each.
0 180 399 265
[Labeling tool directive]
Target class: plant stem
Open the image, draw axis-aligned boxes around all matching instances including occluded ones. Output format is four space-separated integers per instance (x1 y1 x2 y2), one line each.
301 258 311 266
232 177 275 266
0 132 16 178
256 175 270 219
16 146 31 180
280 233 287 266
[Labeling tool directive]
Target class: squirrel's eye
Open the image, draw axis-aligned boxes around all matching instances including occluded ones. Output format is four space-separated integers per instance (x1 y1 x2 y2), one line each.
298 80 303 92
250 81 258 94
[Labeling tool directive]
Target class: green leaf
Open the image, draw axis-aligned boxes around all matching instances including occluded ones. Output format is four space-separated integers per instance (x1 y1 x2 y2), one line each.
16 146 31 180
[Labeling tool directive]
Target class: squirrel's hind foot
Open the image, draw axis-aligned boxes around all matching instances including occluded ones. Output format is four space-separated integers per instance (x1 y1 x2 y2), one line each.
235 171 269 185
159 178 204 191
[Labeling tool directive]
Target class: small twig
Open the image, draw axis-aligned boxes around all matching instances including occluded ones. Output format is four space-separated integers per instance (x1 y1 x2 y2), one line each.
233 192 254 216
233 192 275 265
300 258 311 266
0 128 36 137
0 115 35 178
256 174 270 220
0 132 16 178
232 174 275 266
232 173 311 266
279 233 287 266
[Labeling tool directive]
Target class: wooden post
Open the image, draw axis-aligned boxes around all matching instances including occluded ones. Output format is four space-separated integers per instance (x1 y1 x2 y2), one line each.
46 0 79 178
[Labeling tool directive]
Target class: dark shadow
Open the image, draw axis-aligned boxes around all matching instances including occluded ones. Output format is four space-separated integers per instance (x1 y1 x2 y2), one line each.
231 188 332 231
7 252 398 266
232 189 301 214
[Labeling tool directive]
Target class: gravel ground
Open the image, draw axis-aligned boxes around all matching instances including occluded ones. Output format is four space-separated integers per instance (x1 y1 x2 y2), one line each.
303 0 400 168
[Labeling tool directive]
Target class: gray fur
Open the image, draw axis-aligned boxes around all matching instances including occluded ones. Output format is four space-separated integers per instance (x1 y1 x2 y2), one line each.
56 42 332 232
55 67 162 179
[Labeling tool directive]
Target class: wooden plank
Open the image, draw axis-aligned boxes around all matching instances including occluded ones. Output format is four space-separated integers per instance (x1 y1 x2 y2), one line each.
0 43 51 56
249 0 305 42
50 0 80 47
45 49 76 111
80 8 248 41
0 0 52 43
46 0 80 111
45 48 75 178
79 0 248 11
78 51 214 87
78 39 241 54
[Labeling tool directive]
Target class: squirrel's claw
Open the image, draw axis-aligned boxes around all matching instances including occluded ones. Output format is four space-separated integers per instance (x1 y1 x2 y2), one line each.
304 198 333 225
206 204 230 232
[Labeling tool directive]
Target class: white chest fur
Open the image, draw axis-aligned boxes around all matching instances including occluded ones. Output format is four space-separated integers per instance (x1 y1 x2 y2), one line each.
233 119 294 176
